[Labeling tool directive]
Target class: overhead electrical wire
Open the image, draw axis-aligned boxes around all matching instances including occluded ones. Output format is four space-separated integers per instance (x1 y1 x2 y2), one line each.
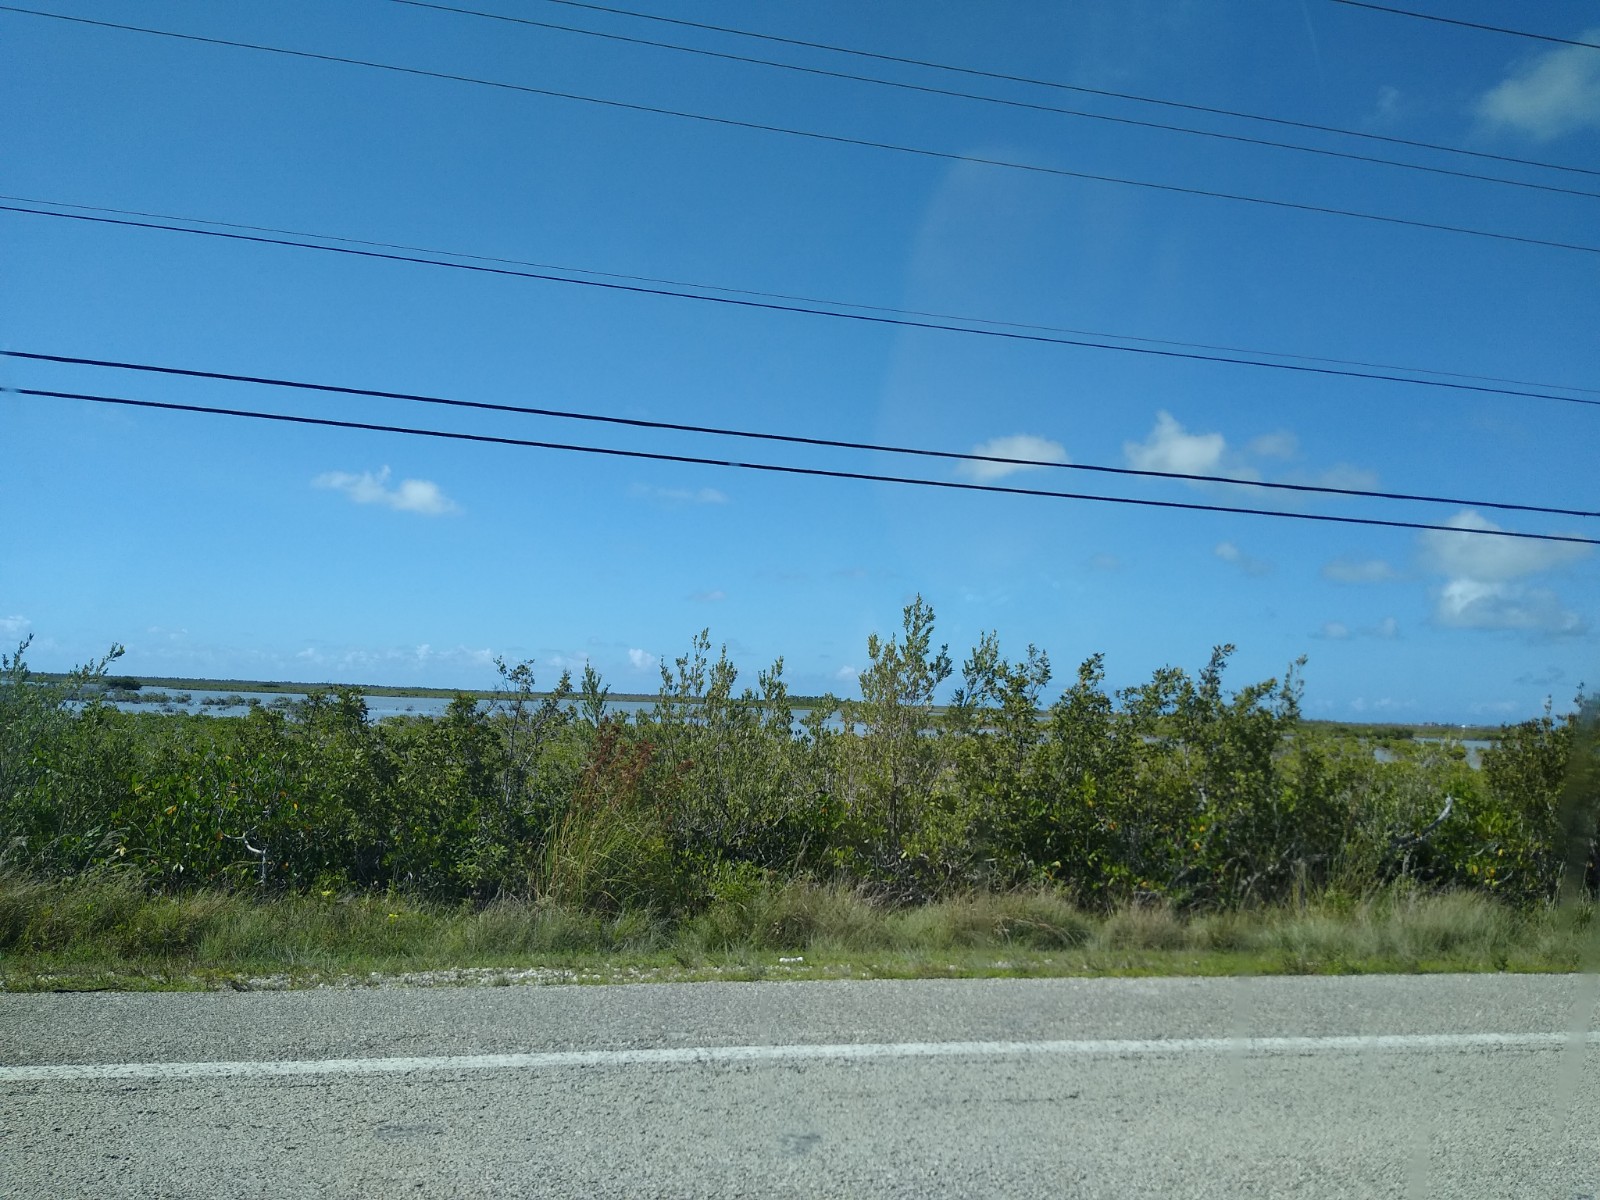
385 0 1598 201
536 0 1600 180
8 195 1595 401
6 203 1598 412
10 350 1596 521
1330 1 1600 50
7 385 1595 547
3 7 1595 257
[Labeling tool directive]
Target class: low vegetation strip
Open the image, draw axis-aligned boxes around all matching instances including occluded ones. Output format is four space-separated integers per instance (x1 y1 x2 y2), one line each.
1 597 1595 990
3 871 1596 993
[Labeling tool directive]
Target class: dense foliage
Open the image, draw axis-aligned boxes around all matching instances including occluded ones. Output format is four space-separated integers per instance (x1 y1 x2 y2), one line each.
2 600 1595 913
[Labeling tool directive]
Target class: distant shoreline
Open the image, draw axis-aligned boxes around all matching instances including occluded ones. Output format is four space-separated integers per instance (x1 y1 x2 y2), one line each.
29 673 1504 738
30 673 834 708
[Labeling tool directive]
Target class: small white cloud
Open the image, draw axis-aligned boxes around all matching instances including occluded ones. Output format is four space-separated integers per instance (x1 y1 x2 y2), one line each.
1322 557 1400 584
957 434 1069 482
1285 464 1381 493
834 665 859 682
1316 616 1398 641
1125 411 1226 476
1246 431 1298 460
1214 541 1272 577
627 648 658 671
1476 29 1600 142
1088 553 1122 572
313 466 460 515
0 614 31 638
629 484 727 505
689 589 727 603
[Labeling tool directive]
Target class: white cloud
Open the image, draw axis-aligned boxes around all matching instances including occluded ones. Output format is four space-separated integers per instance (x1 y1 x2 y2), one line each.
313 466 460 515
1123 414 1377 506
629 484 727 505
834 665 859 682
1375 616 1399 639
1476 30 1600 142
1318 621 1351 640
627 648 658 671
1322 557 1400 584
1434 578 1585 635
1125 411 1227 476
0 614 31 639
1214 541 1272 577
957 434 1069 482
689 589 726 603
1088 553 1122 572
1420 510 1591 635
1419 510 1589 582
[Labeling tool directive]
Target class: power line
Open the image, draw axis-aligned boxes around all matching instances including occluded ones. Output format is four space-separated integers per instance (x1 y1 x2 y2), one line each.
11 350 1595 521
386 0 1599 202
8 385 1595 546
7 202 1599 412
539 0 1600 180
1330 1 1600 50
4 8 1596 257
9 194 1596 399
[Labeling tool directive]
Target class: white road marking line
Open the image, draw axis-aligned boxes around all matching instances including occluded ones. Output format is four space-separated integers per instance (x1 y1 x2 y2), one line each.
4 1032 1598 1083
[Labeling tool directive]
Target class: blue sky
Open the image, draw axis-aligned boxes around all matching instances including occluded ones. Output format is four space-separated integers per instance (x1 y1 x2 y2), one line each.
2 0 1597 721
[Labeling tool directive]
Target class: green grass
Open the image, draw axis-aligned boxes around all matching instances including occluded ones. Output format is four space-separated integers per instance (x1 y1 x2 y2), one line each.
3 872 1593 992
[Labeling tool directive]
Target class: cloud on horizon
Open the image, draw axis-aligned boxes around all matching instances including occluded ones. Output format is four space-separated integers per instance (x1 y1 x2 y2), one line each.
1314 616 1399 641
313 466 461 516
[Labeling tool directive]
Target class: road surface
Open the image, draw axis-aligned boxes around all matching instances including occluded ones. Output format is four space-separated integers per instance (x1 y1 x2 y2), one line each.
3 973 1598 1197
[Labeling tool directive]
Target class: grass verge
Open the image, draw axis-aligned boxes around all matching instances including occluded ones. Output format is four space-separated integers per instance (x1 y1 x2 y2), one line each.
2 872 1594 992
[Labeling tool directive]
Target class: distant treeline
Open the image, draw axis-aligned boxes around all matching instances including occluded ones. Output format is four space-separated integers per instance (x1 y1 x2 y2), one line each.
3 598 1595 913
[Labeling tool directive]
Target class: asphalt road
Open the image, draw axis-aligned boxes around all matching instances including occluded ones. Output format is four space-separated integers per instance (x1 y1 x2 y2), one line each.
3 973 1598 1198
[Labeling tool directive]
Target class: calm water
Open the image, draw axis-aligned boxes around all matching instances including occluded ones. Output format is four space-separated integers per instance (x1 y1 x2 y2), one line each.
98 690 810 723
1375 738 1494 769
96 692 1495 767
